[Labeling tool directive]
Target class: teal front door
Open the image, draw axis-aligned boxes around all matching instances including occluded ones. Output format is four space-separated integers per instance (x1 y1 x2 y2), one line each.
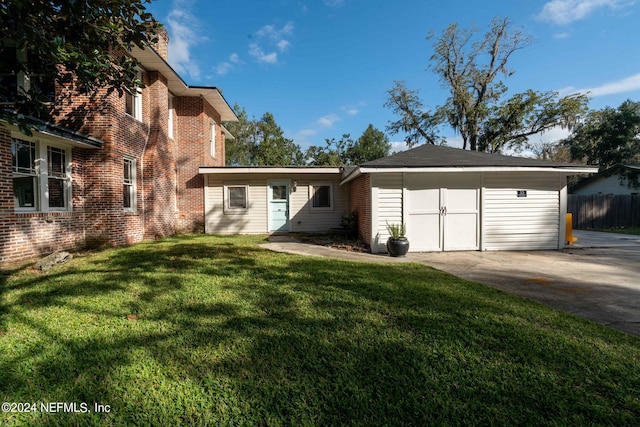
269 183 289 231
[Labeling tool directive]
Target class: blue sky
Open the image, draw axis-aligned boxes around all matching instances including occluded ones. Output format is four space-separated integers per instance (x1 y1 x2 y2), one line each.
146 0 640 152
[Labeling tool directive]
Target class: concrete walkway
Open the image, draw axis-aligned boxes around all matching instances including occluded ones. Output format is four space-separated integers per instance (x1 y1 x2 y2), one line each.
261 231 640 336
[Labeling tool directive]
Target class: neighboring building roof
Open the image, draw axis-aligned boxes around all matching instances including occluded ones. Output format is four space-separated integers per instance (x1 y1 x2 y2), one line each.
569 164 640 193
1 111 104 149
130 44 238 122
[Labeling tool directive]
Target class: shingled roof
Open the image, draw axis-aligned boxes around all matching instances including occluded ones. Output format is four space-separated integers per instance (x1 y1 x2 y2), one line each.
340 144 598 184
361 143 586 168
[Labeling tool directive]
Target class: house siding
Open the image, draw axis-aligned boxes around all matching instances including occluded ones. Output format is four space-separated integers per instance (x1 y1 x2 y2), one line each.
370 173 403 253
483 172 563 250
571 174 639 195
0 31 231 264
203 173 348 235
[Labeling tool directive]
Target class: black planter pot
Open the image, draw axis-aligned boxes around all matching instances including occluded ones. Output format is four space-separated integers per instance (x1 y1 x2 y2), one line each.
387 237 410 257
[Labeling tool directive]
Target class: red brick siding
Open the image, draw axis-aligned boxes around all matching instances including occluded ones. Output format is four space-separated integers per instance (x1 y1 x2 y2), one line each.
142 71 176 240
350 174 371 246
174 97 224 233
1 45 226 264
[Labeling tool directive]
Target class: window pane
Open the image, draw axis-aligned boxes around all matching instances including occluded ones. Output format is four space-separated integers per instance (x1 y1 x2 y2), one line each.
123 184 132 208
12 140 35 174
228 187 247 209
13 176 35 208
48 146 66 177
123 159 132 183
125 92 133 116
48 178 65 208
123 158 135 209
313 185 331 208
272 185 287 200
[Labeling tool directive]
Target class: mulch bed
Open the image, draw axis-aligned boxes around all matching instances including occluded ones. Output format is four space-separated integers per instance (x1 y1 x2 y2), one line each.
292 234 369 253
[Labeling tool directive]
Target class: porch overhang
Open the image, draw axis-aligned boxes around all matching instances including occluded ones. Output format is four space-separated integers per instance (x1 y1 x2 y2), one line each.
1 114 104 149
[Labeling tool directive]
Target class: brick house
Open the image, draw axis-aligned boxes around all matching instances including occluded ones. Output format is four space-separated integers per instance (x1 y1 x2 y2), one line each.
0 28 237 263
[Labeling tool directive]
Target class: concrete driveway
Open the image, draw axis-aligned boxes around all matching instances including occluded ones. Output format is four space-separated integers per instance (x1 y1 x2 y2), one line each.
263 231 640 336
405 230 640 336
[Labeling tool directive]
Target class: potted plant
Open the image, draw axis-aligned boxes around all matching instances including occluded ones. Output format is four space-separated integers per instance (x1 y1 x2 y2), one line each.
386 222 409 257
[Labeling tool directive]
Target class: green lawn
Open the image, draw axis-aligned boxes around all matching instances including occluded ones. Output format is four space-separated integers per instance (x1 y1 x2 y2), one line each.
590 227 640 236
1 235 639 426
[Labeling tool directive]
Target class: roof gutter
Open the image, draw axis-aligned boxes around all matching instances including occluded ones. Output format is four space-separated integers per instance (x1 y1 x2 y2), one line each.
129 44 238 122
199 166 342 174
1 111 104 149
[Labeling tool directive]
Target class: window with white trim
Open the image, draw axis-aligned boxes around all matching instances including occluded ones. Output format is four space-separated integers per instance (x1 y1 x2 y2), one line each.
168 94 174 139
310 183 333 210
123 157 137 212
47 146 68 208
11 138 71 211
125 71 143 120
12 139 37 209
224 184 249 213
210 120 216 157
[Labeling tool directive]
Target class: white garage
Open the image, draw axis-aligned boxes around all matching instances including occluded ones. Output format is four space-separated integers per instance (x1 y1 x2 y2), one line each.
342 144 597 253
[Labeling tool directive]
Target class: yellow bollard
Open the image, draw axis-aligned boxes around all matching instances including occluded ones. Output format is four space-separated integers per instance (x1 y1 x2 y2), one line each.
566 213 578 245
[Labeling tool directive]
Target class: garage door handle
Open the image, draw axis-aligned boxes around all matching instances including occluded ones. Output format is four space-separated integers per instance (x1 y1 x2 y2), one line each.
440 207 447 216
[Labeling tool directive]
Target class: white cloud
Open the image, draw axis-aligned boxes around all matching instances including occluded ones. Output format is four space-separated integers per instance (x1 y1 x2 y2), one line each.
297 129 318 137
528 126 572 145
537 0 636 25
277 40 291 51
166 5 208 79
561 73 640 97
214 62 233 76
317 114 341 128
249 22 294 65
553 32 571 39
249 44 278 64
324 0 345 6
257 22 294 40
214 53 242 76
340 103 363 116
389 141 409 153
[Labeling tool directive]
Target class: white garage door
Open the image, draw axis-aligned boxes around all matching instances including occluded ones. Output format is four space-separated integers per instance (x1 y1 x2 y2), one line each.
483 173 561 250
407 173 479 251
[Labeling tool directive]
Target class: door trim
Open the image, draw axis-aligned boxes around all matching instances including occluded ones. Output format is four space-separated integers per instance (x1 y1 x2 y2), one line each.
268 181 290 232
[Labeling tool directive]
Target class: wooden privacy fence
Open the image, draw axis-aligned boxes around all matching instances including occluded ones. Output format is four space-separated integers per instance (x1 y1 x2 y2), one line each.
568 194 640 229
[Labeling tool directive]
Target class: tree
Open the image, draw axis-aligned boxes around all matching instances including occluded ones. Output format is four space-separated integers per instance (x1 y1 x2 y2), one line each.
385 17 588 152
224 104 258 165
305 135 351 166
253 112 304 166
347 124 391 164
304 125 391 166
384 81 445 146
562 100 640 170
0 0 159 128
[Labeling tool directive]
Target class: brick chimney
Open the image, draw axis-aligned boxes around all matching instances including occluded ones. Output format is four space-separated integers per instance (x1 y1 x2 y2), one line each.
153 26 170 62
